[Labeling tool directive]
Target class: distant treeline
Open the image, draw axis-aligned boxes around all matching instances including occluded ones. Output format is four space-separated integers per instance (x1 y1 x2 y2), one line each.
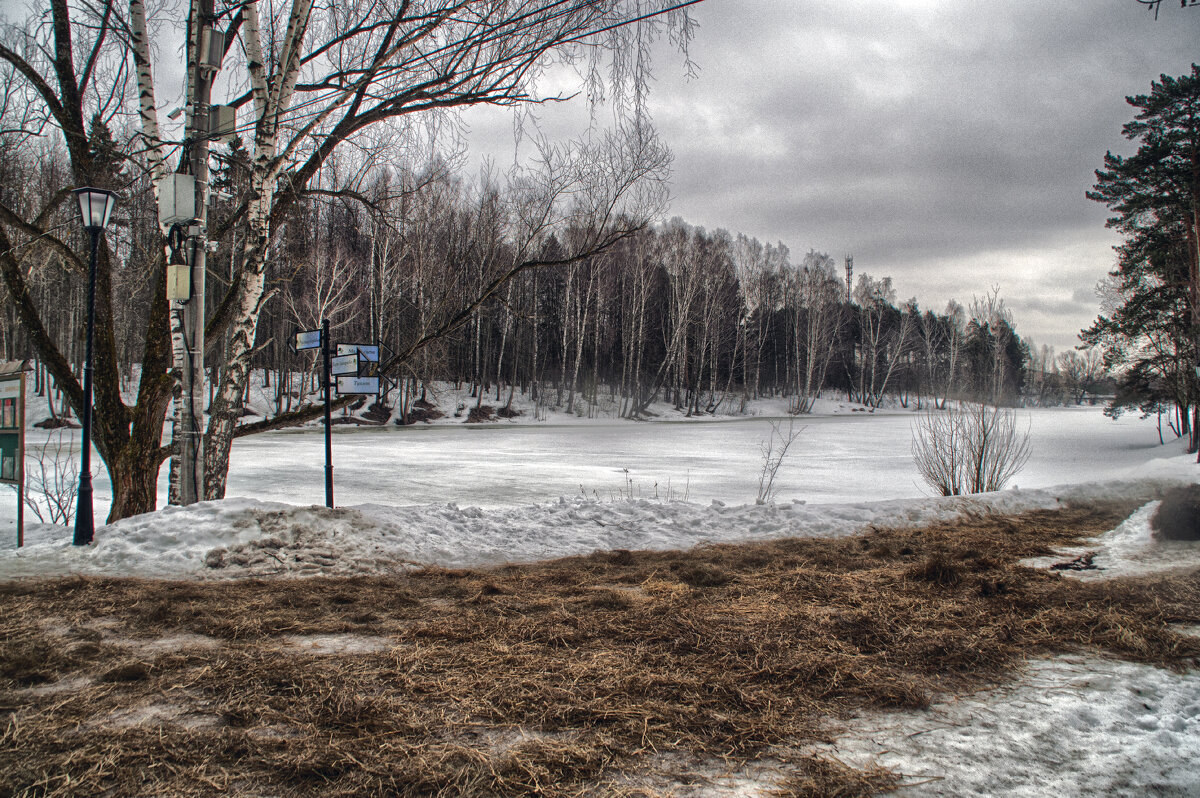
234 169 1087 421
2 161 1105 426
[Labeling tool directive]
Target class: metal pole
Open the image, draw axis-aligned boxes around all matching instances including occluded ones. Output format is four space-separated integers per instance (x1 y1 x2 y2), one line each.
178 0 213 505
73 228 99 545
322 318 333 508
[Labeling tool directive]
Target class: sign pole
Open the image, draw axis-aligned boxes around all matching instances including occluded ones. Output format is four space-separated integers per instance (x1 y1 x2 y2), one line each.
322 318 333 508
16 370 24 548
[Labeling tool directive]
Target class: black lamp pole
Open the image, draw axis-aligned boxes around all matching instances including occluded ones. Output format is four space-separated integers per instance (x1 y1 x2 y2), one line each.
72 187 116 546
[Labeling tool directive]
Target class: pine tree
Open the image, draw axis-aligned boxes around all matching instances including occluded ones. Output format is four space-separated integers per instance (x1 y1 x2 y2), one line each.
1085 65 1200 454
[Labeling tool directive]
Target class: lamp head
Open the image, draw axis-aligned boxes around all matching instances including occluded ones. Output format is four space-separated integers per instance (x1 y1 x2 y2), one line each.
73 187 117 231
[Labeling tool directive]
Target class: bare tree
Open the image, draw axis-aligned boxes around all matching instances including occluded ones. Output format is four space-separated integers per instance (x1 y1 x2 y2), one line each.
1056 349 1107 405
788 251 842 414
756 418 803 504
968 287 1017 404
853 274 913 408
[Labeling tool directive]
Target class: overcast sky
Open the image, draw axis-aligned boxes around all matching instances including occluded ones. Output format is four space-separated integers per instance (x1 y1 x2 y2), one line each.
466 0 1199 352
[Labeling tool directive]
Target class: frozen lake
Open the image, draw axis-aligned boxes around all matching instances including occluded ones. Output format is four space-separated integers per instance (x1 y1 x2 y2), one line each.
225 406 1173 508
0 404 1185 534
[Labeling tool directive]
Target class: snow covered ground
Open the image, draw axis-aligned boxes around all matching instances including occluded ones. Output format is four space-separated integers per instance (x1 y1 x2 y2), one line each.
2 383 1199 795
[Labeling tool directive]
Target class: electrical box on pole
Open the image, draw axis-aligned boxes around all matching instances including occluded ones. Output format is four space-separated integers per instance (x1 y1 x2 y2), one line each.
166 263 191 301
201 28 225 71
209 105 236 142
157 173 196 227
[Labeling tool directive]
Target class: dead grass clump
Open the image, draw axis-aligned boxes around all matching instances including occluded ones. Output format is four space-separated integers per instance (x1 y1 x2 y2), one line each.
99 661 151 683
497 404 522 419
1151 484 1200 541
0 638 70 686
977 576 1010 597
401 405 444 424
3 500 1198 796
670 562 731 588
467 404 496 423
904 555 962 587
608 549 636 566
584 589 634 611
772 755 901 797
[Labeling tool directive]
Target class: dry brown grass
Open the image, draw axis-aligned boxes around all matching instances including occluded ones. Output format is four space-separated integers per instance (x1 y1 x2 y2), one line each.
2 500 1199 796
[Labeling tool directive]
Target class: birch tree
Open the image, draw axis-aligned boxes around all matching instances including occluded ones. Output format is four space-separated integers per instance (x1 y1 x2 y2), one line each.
788 251 842 414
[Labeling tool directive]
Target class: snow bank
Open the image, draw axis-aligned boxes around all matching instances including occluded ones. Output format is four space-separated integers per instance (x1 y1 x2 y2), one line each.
1 476 1191 582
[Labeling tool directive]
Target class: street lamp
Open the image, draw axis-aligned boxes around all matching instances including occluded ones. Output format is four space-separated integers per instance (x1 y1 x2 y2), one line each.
72 187 117 546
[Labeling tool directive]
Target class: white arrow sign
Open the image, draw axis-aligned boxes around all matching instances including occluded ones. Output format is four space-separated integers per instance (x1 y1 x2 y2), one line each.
336 376 379 395
336 343 379 362
330 353 359 376
293 329 322 351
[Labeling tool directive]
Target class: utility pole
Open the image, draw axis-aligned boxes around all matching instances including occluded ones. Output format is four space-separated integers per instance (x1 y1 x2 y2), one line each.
176 0 216 504
844 254 853 304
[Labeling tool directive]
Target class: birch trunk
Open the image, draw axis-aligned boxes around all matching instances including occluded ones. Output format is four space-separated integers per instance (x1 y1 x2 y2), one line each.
204 0 314 499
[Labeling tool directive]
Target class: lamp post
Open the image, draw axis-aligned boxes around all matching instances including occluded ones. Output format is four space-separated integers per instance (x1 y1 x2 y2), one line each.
72 187 117 546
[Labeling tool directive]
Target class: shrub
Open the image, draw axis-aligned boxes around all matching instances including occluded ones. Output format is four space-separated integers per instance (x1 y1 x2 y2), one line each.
911 402 1031 495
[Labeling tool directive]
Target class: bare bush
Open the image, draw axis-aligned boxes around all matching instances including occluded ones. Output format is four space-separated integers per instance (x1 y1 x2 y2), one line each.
757 419 804 504
22 431 79 525
912 403 1031 496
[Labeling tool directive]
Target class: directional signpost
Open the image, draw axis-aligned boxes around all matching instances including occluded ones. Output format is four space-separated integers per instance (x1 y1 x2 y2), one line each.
293 329 322 352
289 328 390 509
292 323 334 508
336 343 379 364
330 353 359 377
334 342 386 400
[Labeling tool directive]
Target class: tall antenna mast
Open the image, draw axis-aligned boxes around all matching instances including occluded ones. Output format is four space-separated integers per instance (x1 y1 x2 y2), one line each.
845 254 854 303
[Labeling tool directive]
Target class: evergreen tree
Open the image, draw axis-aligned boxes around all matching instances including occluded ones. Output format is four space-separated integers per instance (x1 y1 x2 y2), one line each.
1084 65 1200 453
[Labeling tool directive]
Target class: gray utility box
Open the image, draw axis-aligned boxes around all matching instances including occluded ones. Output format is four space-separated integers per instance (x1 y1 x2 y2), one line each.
158 173 196 226
166 262 191 301
209 105 236 142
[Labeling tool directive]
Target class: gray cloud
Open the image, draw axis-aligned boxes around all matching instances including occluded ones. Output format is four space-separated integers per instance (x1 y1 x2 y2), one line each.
629 0 1199 349
659 2 1194 237
464 0 1199 351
